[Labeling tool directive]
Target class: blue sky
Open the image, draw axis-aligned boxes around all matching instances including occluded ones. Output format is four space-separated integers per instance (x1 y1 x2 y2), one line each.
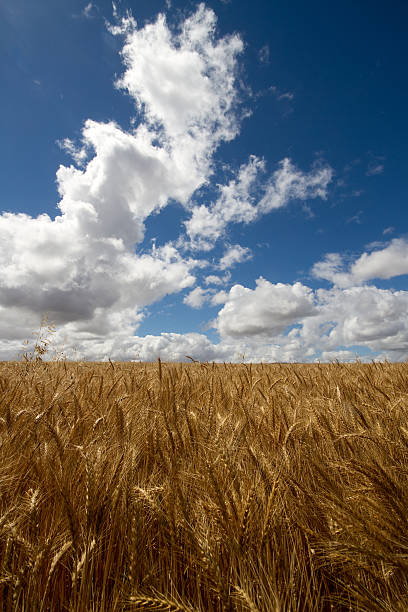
0 0 407 362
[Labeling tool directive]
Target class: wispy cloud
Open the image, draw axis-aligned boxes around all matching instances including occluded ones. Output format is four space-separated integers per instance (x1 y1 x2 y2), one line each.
366 162 384 176
219 245 252 270
83 2 95 18
258 44 270 64
56 137 88 166
186 156 332 250
347 210 363 224
72 2 97 19
366 154 385 176
269 85 295 101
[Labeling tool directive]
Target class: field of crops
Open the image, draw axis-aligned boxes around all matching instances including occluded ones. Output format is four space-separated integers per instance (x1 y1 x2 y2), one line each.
1 359 408 611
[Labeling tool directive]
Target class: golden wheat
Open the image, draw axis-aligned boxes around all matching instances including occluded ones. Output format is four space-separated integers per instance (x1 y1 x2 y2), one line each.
0 359 408 610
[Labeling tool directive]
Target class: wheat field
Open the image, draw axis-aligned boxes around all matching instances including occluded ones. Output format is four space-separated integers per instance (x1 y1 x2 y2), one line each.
1 358 408 611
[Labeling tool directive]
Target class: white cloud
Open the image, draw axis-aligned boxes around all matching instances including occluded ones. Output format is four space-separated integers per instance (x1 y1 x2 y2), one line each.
204 274 224 285
186 156 332 249
156 283 408 362
350 239 408 281
39 279 408 363
312 252 352 287
56 119 207 245
3 4 404 364
366 162 384 176
313 239 408 287
88 332 230 363
130 332 230 362
83 3 95 18
210 290 229 305
259 44 270 64
186 155 263 249
301 285 408 357
258 158 332 214
346 210 363 224
219 244 252 270
0 202 195 329
102 282 408 362
278 91 295 101
269 86 294 101
0 5 243 358
215 279 316 339
57 137 88 166
183 286 211 309
184 279 233 308
114 4 243 157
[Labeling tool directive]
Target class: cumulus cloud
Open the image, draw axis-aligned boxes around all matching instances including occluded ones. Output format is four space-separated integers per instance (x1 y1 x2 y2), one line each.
0 4 243 357
124 282 408 363
313 239 408 287
299 285 408 359
312 253 352 287
38 277 408 363
204 274 226 285
0 204 194 327
210 290 229 306
183 287 211 309
215 279 316 339
2 3 404 364
184 281 233 309
185 282 408 361
351 239 408 281
129 332 230 363
115 4 243 157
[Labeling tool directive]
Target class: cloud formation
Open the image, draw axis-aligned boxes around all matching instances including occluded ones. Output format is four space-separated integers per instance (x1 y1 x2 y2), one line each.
0 4 244 357
1 3 404 363
112 281 408 363
183 286 212 309
313 239 408 287
215 279 316 339
115 4 243 161
186 156 332 249
219 244 252 270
